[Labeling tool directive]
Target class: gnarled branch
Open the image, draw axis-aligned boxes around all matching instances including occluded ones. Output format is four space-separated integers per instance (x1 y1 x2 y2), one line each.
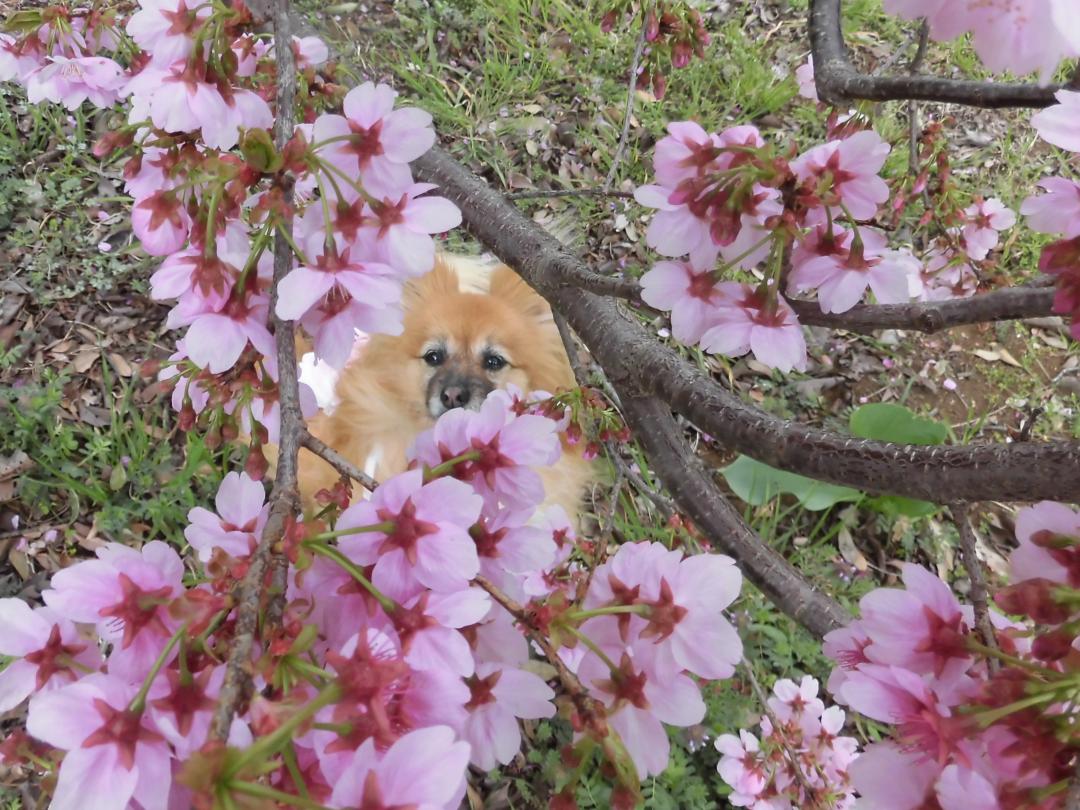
413 145 1080 505
808 0 1060 108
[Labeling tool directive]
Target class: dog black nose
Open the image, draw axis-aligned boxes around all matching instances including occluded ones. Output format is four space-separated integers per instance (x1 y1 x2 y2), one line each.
440 385 470 410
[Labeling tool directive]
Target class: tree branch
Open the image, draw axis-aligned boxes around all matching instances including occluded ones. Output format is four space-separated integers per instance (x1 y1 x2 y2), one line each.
300 430 378 492
603 13 649 191
787 285 1056 334
210 0 300 741
808 0 1061 108
618 395 849 638
413 145 1080 505
950 503 999 673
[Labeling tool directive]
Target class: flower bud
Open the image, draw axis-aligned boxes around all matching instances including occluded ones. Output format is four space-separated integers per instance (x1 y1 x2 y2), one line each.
995 578 1072 625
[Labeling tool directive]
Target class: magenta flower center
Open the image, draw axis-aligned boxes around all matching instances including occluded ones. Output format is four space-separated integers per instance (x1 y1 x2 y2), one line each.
464 670 502 710
23 624 86 690
345 119 385 168
98 573 172 649
376 498 439 565
82 700 162 770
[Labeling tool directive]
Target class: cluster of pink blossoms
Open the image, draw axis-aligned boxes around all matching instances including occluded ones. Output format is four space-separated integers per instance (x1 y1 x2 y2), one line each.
716 675 858 809
0 388 746 808
823 502 1080 809
635 119 1016 372
0 2 754 807
882 0 1080 83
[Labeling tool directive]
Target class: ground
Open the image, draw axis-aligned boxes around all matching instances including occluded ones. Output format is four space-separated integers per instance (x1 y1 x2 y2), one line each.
1 0 1079 807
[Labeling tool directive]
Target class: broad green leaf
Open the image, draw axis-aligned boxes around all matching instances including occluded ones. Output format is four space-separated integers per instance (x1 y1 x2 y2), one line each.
721 455 862 511
865 495 939 518
849 402 948 445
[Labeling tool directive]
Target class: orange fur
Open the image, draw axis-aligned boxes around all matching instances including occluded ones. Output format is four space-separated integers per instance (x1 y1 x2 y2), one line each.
296 255 595 520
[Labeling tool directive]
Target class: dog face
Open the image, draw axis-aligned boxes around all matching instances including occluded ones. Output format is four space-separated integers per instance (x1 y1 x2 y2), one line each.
353 257 575 426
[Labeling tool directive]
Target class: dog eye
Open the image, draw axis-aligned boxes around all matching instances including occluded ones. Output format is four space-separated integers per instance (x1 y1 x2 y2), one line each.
483 353 507 372
422 348 446 367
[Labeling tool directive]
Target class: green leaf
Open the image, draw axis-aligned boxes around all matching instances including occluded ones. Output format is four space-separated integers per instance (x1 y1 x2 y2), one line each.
849 402 948 445
721 456 862 511
865 495 939 518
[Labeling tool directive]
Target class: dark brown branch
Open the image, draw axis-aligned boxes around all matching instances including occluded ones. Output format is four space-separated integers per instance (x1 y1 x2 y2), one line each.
506 188 635 200
300 430 378 491
787 285 1056 334
809 0 1060 108
950 503 999 673
618 395 849 638
210 0 300 741
413 145 1080 504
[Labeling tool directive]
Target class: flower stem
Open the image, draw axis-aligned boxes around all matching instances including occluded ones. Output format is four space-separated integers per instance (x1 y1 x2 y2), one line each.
425 450 481 480
128 623 188 714
231 780 334 809
565 625 619 674
275 221 310 265
304 541 396 613
567 604 650 622
308 521 395 542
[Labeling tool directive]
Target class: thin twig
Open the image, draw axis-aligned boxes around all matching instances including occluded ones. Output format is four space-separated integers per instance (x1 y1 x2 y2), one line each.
906 21 929 175
607 445 676 522
950 503 999 674
507 188 635 200
603 11 649 192
553 310 589 387
210 0 300 741
301 430 378 491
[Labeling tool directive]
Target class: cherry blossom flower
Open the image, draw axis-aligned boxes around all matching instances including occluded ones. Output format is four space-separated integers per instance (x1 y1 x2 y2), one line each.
44 541 184 678
293 35 329 69
0 600 101 712
25 56 125 110
791 130 891 220
131 190 191 256
699 284 808 372
27 674 172 810
1008 501 1080 587
336 468 483 595
390 588 491 675
184 471 268 562
789 226 918 313
328 726 470 810
639 258 732 344
848 742 942 810
961 197 1016 260
126 0 211 66
1021 176 1080 237
0 32 46 82
313 82 436 199
652 120 723 188
362 183 463 275
715 730 768 804
459 662 555 770
181 291 275 374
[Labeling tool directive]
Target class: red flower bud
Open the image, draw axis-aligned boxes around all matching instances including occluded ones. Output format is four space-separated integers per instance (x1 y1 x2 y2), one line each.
995 578 1072 625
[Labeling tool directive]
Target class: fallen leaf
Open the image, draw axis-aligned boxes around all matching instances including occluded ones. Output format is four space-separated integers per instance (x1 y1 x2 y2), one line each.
972 349 1000 362
837 527 869 572
73 348 98 373
997 347 1022 368
108 352 133 377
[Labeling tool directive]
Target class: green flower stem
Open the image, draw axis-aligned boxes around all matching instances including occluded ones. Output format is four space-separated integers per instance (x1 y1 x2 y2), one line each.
128 623 188 714
307 521 395 542
225 684 342 779
566 604 650 622
276 222 311 265
565 625 619 674
426 450 481 480
304 542 396 613
231 780 334 809
975 690 1055 727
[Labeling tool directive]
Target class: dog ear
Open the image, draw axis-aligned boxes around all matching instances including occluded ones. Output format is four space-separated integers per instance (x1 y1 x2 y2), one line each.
404 256 460 308
488 265 554 325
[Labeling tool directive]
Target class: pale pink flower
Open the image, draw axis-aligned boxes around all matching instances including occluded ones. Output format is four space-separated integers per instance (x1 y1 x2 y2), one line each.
715 730 767 802
640 258 732 344
390 588 491 675
472 508 556 582
27 674 172 810
292 35 329 69
768 675 825 723
1009 501 1080 586
184 472 268 562
849 742 942 810
789 227 917 313
882 0 965 41
576 620 706 779
1021 176 1080 237
328 726 470 810
363 183 463 275
796 56 818 101
0 600 101 712
313 82 435 199
968 0 1080 84
275 235 404 366
699 284 808 372
459 662 555 770
410 390 561 510
131 190 191 256
858 563 974 686
336 468 483 595
791 130 891 220
935 763 1002 810
25 56 125 110
129 62 248 151
146 664 245 759
1035 91 1080 154
917 246 978 301
126 0 211 66
44 541 184 678
634 183 714 263
149 224 251 309
961 197 1015 260
182 292 275 374
653 120 724 187
0 32 46 82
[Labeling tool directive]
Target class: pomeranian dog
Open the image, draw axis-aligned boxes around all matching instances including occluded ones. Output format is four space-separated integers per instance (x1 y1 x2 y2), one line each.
295 254 595 520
